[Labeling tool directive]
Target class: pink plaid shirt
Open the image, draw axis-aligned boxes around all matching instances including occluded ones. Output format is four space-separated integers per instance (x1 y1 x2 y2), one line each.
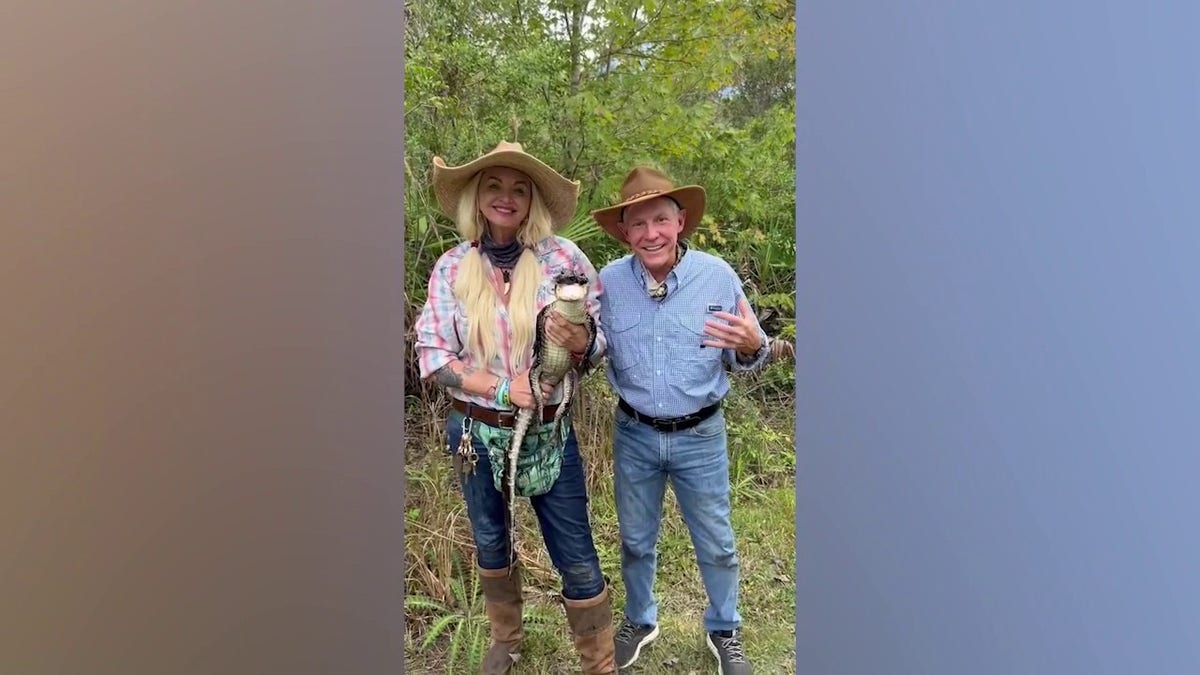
414 235 606 410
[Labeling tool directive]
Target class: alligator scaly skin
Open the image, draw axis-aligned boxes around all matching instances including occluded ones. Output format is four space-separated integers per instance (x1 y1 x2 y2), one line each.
503 274 595 570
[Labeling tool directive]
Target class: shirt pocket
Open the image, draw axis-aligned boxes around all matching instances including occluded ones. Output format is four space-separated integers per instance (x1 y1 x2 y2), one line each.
668 312 724 365
667 309 720 389
605 311 644 372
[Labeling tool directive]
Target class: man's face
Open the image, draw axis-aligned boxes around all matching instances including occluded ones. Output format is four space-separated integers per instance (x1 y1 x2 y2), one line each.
620 197 686 278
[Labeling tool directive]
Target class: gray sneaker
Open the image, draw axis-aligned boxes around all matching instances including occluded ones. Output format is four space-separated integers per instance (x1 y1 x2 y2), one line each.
706 629 752 675
614 619 658 669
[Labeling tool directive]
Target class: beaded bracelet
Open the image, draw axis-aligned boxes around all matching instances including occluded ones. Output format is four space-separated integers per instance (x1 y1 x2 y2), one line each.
494 378 511 408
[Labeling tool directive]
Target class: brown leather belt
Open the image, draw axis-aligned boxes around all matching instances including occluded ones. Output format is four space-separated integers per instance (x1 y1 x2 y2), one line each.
451 398 559 429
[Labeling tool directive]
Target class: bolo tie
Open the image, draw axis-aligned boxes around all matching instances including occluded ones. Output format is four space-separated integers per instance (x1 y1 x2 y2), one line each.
647 245 683 300
647 277 668 300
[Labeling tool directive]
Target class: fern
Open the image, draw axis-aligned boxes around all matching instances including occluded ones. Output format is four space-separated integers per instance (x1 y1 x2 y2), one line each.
446 617 465 671
466 613 485 669
521 606 558 625
422 613 461 649
447 575 467 607
757 292 795 312
404 595 448 614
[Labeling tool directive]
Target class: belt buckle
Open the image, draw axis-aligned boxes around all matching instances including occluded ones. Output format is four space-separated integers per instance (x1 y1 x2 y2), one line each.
656 416 684 433
497 410 515 429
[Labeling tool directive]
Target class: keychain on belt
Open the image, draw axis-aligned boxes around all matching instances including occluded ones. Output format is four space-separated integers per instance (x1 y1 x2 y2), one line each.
456 415 477 475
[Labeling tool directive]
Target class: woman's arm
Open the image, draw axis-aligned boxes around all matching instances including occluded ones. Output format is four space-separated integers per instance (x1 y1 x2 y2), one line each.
416 248 552 409
429 360 502 399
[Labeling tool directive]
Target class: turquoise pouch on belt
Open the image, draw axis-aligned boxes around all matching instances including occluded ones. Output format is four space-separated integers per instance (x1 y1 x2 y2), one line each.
475 416 570 498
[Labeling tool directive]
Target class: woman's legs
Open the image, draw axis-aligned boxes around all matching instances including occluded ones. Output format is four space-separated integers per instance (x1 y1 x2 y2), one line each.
447 414 614 673
529 426 614 673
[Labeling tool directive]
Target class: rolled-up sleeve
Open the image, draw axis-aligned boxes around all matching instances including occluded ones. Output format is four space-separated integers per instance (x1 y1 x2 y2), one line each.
414 253 461 379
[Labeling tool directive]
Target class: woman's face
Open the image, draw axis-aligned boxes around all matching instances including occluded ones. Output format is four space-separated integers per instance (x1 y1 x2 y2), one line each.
476 166 532 233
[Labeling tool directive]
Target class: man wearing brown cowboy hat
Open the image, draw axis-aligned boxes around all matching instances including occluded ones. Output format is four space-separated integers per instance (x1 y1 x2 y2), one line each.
591 166 768 674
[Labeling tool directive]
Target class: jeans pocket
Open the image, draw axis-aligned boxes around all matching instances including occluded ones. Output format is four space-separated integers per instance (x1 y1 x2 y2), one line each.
615 407 639 430
688 410 726 439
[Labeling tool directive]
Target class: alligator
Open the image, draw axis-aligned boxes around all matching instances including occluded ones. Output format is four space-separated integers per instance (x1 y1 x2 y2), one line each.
503 272 595 569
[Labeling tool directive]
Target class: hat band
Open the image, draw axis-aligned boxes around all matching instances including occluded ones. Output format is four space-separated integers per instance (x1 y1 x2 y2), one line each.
617 189 683 224
624 188 665 201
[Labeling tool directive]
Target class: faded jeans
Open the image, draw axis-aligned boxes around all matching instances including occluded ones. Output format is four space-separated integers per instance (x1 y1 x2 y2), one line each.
612 407 742 632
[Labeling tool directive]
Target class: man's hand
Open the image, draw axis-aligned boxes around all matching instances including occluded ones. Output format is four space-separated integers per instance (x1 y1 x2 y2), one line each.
702 297 763 356
544 311 590 355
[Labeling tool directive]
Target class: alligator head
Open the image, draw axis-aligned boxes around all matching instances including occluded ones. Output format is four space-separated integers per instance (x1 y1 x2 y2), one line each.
552 272 589 302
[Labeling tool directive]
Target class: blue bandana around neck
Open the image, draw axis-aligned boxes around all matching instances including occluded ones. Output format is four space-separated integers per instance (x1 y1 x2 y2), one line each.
479 230 526 270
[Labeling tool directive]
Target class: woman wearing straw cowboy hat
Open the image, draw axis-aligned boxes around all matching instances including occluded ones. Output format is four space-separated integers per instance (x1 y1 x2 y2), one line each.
413 141 616 674
592 166 769 675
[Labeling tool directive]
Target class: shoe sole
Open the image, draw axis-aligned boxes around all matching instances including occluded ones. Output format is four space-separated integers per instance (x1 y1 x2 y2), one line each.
616 625 659 670
705 633 735 675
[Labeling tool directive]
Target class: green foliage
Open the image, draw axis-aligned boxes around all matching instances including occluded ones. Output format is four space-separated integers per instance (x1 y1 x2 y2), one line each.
405 0 796 292
406 553 559 672
404 0 798 396
405 573 488 672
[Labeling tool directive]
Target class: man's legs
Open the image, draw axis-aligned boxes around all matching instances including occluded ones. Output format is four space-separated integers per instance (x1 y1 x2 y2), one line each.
612 408 668 666
666 410 742 632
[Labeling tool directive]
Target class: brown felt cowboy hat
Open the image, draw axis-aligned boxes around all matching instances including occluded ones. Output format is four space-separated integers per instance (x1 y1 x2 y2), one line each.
431 141 581 228
590 166 706 243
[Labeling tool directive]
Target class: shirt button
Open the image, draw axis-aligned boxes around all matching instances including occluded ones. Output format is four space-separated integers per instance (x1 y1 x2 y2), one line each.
656 370 661 375
656 336 661 341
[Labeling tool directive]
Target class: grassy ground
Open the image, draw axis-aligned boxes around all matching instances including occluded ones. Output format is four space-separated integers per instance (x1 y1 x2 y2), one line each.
405 363 795 673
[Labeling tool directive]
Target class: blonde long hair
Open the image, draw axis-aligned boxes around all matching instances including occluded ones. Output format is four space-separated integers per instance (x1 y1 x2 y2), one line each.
452 172 554 373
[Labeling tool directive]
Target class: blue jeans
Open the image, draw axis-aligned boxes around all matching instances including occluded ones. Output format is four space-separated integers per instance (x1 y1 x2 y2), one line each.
613 407 742 632
447 411 605 600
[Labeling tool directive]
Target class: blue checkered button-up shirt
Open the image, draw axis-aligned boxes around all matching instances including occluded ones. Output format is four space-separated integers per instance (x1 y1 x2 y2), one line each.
598 248 769 419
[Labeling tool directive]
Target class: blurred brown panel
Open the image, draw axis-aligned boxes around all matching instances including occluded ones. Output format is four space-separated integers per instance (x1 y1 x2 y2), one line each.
1 2 406 673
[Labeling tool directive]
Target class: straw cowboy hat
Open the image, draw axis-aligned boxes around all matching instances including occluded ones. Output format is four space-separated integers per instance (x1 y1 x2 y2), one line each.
431 141 581 228
590 166 706 243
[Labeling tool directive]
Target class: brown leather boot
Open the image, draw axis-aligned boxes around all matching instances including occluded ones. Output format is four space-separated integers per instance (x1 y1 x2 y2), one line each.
563 586 617 674
478 565 523 674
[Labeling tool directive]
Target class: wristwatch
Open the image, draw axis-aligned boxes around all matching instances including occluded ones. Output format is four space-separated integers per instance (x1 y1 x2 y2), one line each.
738 336 769 363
